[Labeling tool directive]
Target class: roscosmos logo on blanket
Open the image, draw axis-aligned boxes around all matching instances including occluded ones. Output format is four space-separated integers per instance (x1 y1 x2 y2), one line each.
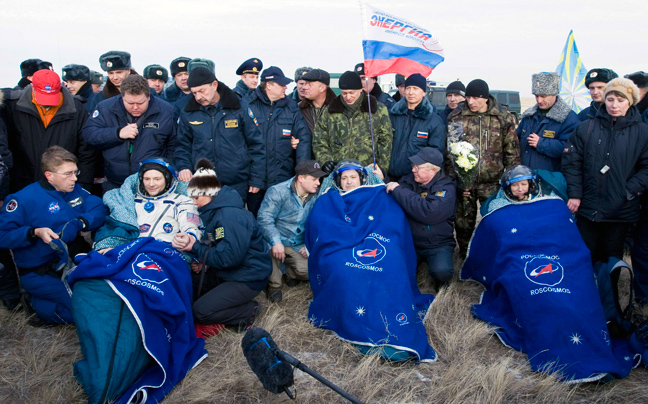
345 233 390 272
353 234 388 266
522 254 571 296
523 254 564 287
132 253 169 285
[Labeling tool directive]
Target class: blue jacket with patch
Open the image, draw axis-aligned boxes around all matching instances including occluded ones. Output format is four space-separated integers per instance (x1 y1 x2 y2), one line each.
390 172 456 250
192 186 271 289
517 97 580 171
388 97 446 178
82 95 177 188
243 88 311 189
257 177 317 250
175 83 266 190
0 180 107 269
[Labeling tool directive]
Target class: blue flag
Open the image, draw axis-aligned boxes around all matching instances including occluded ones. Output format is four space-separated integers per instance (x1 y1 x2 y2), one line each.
556 30 591 113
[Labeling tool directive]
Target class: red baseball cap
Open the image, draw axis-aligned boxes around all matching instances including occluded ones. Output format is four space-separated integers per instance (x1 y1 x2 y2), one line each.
31 70 61 106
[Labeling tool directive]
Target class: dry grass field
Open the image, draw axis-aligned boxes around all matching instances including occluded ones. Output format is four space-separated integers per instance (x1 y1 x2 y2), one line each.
1 256 648 404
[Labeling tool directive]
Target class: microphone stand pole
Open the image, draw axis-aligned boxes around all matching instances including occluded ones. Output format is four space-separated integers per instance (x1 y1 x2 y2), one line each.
276 350 365 404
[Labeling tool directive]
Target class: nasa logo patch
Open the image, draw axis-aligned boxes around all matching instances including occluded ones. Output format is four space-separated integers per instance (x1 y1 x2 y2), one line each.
5 199 17 212
48 202 60 213
163 223 174 233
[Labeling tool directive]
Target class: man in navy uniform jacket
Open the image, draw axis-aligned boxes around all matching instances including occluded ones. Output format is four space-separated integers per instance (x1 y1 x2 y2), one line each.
0 146 107 324
384 147 456 286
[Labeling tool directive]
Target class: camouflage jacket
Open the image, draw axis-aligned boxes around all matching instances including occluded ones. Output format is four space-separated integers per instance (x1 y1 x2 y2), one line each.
313 93 393 171
447 95 520 185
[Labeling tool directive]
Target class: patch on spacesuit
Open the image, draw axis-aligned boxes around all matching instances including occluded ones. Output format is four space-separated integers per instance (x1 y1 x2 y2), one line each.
187 212 200 224
224 119 239 128
48 202 60 213
5 199 17 212
214 227 225 240
68 197 83 207
163 223 174 233
140 224 151 233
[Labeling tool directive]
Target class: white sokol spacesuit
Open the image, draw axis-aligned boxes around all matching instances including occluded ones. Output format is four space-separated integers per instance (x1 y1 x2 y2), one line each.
135 159 202 243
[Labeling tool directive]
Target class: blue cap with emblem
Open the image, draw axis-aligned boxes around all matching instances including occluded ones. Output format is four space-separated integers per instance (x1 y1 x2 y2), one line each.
236 58 263 76
261 66 293 86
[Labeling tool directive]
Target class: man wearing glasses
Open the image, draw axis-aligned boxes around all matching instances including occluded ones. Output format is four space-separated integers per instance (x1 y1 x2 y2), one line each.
383 147 457 288
0 146 107 325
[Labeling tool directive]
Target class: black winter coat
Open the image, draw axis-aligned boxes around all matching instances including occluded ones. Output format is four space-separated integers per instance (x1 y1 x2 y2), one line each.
388 97 446 178
562 106 648 222
2 85 95 192
244 88 311 189
82 94 176 188
191 186 271 290
175 83 266 190
390 172 456 249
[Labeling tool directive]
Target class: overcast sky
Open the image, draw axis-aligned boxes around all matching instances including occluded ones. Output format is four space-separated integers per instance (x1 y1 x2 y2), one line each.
1 0 645 96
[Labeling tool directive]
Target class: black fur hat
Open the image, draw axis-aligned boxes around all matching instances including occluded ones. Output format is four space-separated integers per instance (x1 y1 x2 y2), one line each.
585 68 618 88
99 51 132 72
170 57 191 77
187 159 222 197
143 64 169 82
625 71 648 89
90 70 103 85
20 58 48 78
62 64 90 82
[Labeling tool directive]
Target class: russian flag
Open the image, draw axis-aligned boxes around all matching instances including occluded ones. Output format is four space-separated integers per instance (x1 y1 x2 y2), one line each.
361 3 445 78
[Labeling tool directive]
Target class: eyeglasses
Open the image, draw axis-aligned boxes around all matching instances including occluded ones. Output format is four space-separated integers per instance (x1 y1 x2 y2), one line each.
411 163 434 173
52 169 80 178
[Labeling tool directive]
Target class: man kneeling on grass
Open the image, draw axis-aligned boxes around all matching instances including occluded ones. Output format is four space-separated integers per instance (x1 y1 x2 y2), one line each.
173 159 272 334
0 146 107 324
257 160 327 302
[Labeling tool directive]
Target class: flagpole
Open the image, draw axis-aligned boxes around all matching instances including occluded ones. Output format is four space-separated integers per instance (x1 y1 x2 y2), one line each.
365 78 377 168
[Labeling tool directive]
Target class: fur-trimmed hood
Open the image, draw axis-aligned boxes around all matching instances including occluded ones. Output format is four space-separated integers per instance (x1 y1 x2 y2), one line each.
390 96 434 118
184 81 240 113
521 96 573 123
327 92 379 114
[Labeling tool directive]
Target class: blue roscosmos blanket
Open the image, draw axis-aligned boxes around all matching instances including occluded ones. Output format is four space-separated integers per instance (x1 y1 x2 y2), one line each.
305 184 436 362
67 237 207 403
461 197 635 382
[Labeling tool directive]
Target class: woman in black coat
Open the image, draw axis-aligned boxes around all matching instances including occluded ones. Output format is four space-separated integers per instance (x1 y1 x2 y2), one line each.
562 78 648 263
173 159 271 337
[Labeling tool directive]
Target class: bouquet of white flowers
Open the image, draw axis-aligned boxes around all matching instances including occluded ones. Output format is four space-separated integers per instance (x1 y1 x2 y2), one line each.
448 140 479 214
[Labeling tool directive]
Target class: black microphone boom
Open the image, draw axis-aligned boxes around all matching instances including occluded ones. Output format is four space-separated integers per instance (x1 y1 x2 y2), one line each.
242 327 365 404
241 327 294 394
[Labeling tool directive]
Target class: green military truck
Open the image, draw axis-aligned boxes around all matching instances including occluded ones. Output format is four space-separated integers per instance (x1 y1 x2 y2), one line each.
426 85 522 122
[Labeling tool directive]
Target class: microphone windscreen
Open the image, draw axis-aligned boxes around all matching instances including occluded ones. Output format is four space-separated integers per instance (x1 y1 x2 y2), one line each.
241 327 294 393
